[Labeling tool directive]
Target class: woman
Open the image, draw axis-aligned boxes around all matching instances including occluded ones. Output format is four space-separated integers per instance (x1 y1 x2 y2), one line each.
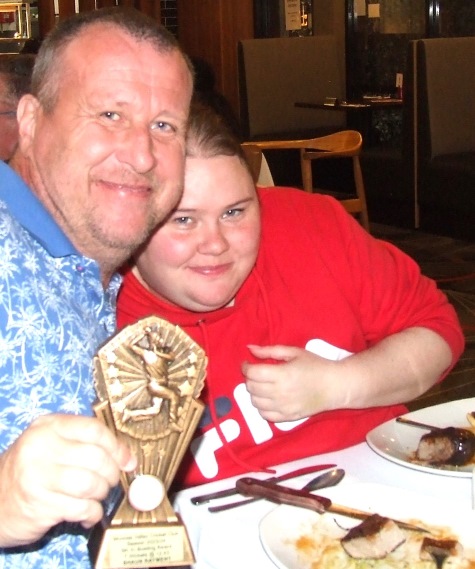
117 105 464 488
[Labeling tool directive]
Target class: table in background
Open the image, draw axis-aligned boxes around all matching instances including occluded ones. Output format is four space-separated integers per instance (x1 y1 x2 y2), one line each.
173 441 472 569
295 98 403 146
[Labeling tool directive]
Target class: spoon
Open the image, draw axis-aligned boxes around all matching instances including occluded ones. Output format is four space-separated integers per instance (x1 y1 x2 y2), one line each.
305 467 346 491
208 467 345 513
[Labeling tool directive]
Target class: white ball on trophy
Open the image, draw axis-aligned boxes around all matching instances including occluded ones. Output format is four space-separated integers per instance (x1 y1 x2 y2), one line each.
128 475 166 512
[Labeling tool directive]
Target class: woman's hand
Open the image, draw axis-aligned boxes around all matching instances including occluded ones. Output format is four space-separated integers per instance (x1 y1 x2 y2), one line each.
243 344 339 422
243 328 452 424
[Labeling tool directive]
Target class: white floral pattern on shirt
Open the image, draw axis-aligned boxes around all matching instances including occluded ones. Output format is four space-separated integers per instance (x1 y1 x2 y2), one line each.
0 199 121 569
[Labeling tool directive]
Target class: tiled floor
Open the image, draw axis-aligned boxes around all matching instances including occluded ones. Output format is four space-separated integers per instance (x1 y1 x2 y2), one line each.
371 223 475 411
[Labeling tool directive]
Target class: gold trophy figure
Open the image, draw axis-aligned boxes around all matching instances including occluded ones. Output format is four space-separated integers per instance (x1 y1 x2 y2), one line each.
89 316 207 568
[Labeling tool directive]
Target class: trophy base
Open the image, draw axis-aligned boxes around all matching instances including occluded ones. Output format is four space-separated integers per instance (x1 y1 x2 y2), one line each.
89 516 195 568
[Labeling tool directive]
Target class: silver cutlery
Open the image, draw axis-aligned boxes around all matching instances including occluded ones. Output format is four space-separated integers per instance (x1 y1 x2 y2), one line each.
208 467 345 513
190 463 336 505
236 477 429 533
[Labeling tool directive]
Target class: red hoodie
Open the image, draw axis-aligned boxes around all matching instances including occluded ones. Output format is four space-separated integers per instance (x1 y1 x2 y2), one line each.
117 188 464 488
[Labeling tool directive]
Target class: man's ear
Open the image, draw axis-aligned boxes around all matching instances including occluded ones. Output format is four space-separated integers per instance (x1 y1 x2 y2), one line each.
16 94 41 152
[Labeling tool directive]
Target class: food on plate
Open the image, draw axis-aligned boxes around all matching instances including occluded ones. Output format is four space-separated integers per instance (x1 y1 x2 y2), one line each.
415 427 475 466
467 412 475 428
292 513 472 568
420 536 463 563
341 514 405 559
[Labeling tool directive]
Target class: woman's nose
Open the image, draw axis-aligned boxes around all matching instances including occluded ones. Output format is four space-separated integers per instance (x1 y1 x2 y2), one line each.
197 223 229 254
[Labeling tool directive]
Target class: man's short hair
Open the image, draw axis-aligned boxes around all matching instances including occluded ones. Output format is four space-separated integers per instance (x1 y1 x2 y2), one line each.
32 6 193 113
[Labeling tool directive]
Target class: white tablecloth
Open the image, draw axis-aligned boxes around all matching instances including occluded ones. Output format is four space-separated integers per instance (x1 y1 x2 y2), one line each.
172 442 473 569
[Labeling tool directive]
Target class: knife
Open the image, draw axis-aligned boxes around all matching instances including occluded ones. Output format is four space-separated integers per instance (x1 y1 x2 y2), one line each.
236 477 429 533
209 467 345 513
190 463 336 505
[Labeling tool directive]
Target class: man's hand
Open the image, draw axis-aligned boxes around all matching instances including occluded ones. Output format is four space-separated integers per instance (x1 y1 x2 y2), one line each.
0 414 136 548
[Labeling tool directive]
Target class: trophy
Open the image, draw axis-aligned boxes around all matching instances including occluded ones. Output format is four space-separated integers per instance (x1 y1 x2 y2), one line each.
88 316 207 568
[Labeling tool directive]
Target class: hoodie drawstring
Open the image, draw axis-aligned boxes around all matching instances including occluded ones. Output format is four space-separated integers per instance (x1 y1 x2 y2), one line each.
197 270 277 475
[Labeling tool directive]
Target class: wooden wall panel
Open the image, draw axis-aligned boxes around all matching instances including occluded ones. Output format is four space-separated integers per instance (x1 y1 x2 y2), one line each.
78 0 97 11
136 0 161 19
57 0 76 21
36 0 161 39
177 0 254 120
37 0 55 38
220 1 254 116
95 0 117 7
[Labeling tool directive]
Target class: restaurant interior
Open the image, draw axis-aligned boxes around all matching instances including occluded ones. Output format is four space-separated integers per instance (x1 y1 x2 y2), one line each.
1 0 474 410
0 2 473 374
2 1 474 234
2 3 475 567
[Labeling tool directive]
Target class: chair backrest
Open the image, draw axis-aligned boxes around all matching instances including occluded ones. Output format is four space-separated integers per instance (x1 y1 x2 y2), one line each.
241 131 369 231
247 130 362 154
241 144 275 186
238 36 346 140
416 37 475 160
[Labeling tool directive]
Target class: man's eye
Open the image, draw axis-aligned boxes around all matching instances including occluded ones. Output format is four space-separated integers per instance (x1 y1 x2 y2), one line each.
151 121 175 133
101 111 120 121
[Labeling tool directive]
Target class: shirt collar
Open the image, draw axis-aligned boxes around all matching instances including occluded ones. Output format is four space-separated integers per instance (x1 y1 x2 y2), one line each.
0 161 79 257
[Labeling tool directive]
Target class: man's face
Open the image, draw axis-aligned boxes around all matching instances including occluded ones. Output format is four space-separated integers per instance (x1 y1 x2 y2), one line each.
0 73 19 162
17 24 193 272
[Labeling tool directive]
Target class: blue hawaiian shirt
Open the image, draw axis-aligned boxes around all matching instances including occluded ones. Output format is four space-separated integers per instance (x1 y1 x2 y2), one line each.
0 161 122 568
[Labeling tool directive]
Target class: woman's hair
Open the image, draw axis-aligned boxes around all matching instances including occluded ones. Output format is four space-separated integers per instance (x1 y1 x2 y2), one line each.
186 103 249 168
31 6 193 113
0 54 35 103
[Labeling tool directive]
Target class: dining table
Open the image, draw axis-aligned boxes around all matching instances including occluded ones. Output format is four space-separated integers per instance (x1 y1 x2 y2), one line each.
172 438 474 569
294 98 403 147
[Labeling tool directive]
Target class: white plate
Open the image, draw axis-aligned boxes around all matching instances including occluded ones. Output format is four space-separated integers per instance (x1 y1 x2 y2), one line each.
259 482 475 569
366 397 475 477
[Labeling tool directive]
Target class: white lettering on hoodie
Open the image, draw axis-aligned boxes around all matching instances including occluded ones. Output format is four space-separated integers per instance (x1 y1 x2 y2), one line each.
189 339 353 479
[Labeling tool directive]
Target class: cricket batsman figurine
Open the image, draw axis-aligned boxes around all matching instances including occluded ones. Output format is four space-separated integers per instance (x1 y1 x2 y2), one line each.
89 315 207 568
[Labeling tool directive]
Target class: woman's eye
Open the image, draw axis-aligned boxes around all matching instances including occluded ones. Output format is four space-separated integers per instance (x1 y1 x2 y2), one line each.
173 216 192 226
223 208 243 219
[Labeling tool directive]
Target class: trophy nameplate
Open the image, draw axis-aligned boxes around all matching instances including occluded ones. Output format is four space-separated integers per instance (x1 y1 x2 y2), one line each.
89 316 207 568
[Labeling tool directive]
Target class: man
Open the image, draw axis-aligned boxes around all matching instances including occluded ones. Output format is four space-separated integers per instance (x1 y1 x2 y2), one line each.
0 53 35 161
0 7 193 567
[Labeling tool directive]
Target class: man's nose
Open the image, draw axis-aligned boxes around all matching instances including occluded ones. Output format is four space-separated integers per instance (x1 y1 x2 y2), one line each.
117 124 156 173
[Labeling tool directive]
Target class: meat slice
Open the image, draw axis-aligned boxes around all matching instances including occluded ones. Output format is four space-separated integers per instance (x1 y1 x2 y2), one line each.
341 514 406 559
420 537 463 563
416 427 475 466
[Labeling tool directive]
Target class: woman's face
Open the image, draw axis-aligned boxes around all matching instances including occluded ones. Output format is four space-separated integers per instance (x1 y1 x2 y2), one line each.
134 153 261 312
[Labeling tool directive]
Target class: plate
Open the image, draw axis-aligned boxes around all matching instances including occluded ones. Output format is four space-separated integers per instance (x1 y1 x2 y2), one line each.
259 482 475 569
366 397 475 477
